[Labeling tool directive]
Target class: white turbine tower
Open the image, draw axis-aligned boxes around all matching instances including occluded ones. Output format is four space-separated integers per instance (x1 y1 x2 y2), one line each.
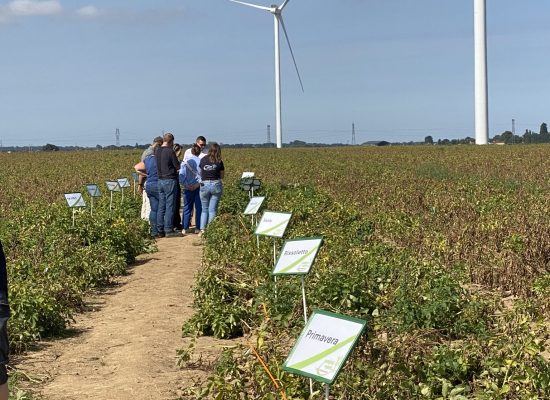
474 0 488 145
230 0 304 149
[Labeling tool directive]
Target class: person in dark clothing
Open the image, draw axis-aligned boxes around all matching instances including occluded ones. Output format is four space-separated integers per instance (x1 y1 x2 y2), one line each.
199 142 225 233
0 241 10 400
172 143 184 231
155 133 183 237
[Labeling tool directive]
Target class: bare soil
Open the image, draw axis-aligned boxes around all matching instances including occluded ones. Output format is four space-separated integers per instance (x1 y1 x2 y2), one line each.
14 234 229 400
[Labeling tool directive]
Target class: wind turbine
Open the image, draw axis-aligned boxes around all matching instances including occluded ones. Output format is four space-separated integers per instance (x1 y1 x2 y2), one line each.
230 0 304 149
474 0 488 145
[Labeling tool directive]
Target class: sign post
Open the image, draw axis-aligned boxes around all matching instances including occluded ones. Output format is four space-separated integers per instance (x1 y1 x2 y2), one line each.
283 310 367 398
273 236 323 323
244 196 266 228
117 177 131 203
273 236 324 395
250 178 261 198
106 181 121 211
255 211 292 261
85 184 101 216
240 174 262 199
64 193 86 226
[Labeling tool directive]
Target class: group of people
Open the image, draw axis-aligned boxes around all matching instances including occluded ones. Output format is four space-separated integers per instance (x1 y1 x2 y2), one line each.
135 134 225 238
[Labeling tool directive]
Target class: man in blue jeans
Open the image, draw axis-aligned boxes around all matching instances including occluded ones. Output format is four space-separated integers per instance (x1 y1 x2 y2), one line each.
0 241 10 400
155 133 182 237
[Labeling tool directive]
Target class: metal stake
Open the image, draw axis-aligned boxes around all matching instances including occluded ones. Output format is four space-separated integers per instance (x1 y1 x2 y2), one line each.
301 276 308 323
301 275 313 396
273 239 278 300
273 238 277 266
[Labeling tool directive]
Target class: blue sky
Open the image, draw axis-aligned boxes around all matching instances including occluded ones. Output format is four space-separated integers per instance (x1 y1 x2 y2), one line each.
1 0 549 147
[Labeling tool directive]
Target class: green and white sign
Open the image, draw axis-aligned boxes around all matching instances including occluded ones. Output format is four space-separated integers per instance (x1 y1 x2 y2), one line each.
255 211 292 238
117 177 131 188
106 181 121 192
241 171 255 178
64 193 86 208
86 184 101 197
244 196 266 215
283 310 366 384
272 237 323 276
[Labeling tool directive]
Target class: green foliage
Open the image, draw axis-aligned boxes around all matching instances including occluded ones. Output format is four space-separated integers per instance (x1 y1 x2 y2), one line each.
0 150 152 351
183 145 550 398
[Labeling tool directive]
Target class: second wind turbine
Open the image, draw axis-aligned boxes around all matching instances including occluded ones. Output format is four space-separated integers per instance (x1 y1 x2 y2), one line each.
230 0 304 149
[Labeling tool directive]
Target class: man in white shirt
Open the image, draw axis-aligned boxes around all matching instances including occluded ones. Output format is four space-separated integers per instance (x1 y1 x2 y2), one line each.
183 136 208 161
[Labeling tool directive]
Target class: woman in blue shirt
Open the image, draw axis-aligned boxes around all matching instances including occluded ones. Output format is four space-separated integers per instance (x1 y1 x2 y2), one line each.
179 144 202 233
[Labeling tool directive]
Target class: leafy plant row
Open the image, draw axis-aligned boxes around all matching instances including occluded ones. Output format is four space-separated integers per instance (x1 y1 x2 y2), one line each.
1 197 151 351
0 151 153 351
183 179 550 399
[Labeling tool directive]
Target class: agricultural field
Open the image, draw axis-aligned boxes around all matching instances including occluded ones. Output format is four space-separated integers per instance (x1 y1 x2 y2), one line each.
0 151 151 348
3 146 550 399
183 145 550 399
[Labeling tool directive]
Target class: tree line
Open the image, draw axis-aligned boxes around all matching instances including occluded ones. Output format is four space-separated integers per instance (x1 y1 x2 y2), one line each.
425 122 549 145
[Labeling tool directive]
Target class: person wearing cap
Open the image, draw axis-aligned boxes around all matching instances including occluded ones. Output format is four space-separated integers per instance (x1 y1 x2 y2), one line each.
141 136 163 161
0 241 10 400
183 136 208 161
140 136 163 220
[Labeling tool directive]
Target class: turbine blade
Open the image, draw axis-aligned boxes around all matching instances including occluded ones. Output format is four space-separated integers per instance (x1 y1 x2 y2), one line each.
278 15 304 92
279 0 291 11
229 0 272 12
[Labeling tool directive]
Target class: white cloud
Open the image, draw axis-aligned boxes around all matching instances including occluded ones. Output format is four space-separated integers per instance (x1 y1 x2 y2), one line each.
76 5 99 18
0 0 61 23
7 0 62 16
0 2 184 25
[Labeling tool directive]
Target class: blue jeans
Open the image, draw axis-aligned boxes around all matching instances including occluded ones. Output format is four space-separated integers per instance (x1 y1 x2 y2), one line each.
145 182 161 236
199 180 223 230
158 179 178 233
183 187 202 230
174 183 182 230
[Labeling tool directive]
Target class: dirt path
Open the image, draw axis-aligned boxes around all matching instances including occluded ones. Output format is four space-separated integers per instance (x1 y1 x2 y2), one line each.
15 235 225 400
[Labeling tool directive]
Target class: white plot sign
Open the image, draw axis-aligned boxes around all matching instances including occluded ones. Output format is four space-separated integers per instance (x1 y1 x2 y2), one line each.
255 211 292 238
117 177 131 188
241 171 255 178
244 196 266 215
272 237 323 276
64 193 86 208
86 184 101 197
106 181 121 192
283 310 366 384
